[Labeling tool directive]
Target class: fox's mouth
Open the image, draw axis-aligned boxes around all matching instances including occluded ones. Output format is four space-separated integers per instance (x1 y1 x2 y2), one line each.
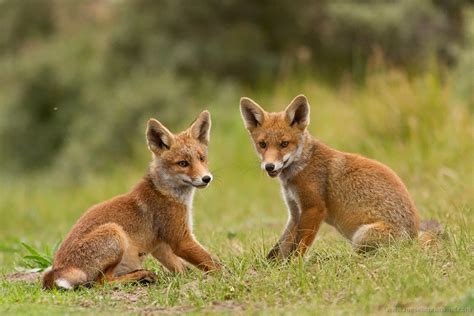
183 180 208 188
265 157 290 178
267 169 281 178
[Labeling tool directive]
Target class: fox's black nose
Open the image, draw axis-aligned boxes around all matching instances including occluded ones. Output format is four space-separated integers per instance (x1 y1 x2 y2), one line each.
265 163 275 172
202 176 211 183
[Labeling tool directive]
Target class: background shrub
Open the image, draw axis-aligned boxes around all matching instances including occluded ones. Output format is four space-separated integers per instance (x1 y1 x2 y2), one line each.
0 0 471 174
0 0 55 55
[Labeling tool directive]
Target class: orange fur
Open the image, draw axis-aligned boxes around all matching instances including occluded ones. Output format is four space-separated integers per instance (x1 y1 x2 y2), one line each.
42 111 220 290
240 95 439 259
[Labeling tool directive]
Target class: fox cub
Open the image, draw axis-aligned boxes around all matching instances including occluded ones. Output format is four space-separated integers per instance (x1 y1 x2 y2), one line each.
43 111 220 290
240 95 440 259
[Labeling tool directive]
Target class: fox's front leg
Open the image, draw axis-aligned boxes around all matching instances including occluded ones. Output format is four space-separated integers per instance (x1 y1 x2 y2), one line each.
267 197 300 260
173 237 221 272
293 205 327 256
152 242 187 273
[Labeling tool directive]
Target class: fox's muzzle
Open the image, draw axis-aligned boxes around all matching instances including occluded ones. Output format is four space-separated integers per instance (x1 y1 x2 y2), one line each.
265 163 275 172
185 173 213 188
265 163 280 177
261 151 294 178
261 160 283 177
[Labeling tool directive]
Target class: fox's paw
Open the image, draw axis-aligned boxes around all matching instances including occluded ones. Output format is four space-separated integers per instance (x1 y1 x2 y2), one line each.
138 271 157 284
266 247 281 261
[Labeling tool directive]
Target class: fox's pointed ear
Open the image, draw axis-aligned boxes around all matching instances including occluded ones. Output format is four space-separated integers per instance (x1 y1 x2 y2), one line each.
240 97 266 131
146 119 174 154
285 94 310 130
189 110 211 145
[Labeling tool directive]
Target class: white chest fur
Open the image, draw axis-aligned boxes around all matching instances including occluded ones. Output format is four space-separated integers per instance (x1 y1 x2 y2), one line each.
280 181 302 218
182 190 195 231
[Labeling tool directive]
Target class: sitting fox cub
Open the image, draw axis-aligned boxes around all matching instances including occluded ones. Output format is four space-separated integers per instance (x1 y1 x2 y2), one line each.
240 95 440 258
43 111 220 290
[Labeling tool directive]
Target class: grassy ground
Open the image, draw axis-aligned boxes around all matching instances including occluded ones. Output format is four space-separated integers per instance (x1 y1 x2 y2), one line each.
0 70 473 315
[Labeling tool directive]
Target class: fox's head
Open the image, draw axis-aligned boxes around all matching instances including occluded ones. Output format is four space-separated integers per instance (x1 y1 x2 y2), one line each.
146 111 212 189
240 95 310 178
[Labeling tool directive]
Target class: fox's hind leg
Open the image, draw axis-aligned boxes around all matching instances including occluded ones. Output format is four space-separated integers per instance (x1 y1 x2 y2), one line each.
99 231 157 285
47 223 127 290
351 221 396 252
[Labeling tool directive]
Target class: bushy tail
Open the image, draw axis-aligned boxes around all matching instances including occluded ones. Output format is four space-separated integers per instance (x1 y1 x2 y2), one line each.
418 219 444 247
42 267 59 290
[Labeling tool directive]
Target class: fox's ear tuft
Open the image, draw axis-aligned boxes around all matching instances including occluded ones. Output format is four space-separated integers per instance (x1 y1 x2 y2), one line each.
285 94 310 130
240 97 265 131
146 119 174 153
190 110 211 144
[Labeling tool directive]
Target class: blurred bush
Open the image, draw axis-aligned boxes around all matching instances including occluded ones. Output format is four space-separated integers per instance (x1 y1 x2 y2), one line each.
0 64 80 171
321 1 451 66
452 7 474 109
109 0 466 81
0 0 55 54
0 0 471 175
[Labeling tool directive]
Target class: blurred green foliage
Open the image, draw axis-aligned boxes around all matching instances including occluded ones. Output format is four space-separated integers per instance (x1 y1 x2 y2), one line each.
0 0 471 174
1 65 80 170
0 0 55 54
111 0 466 80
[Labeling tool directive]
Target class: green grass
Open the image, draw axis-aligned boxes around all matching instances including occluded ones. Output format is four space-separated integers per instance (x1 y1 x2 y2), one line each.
0 70 473 315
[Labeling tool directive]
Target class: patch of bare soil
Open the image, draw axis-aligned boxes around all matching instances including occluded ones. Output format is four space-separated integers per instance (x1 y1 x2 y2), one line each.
110 286 148 303
3 271 41 282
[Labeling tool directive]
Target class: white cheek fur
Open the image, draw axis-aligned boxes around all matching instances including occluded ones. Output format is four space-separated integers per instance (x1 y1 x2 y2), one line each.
179 174 192 182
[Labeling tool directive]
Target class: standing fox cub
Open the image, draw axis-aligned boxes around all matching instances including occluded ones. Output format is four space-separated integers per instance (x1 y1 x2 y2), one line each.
240 95 441 259
43 111 220 290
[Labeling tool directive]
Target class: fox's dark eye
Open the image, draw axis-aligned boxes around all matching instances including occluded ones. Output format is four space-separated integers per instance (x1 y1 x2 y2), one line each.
177 161 189 167
199 156 206 162
280 141 289 148
259 141 267 149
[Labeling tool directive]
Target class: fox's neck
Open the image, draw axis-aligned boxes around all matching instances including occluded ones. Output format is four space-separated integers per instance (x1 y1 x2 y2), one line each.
280 132 314 181
147 160 195 208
